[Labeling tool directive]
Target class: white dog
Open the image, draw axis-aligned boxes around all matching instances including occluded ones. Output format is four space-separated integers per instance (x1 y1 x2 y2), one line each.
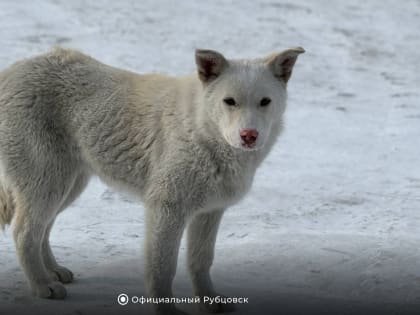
0 47 304 315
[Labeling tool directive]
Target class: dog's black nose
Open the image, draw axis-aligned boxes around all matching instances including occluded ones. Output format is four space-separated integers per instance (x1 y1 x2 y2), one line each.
240 129 258 147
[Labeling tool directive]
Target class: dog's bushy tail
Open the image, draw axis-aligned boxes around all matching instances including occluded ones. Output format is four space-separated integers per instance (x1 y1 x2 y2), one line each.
0 184 15 230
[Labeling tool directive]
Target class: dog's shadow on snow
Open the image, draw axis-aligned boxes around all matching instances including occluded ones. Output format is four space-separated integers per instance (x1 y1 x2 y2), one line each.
4 251 420 315
65 260 420 315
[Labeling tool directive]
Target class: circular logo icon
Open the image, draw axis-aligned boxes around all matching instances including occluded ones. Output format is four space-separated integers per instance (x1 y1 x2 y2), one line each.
117 293 129 306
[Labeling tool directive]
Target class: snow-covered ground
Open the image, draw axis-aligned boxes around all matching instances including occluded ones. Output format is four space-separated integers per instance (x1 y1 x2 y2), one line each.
1 1 420 314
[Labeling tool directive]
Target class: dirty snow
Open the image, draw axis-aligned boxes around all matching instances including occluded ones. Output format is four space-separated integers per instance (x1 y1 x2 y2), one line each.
0 0 420 314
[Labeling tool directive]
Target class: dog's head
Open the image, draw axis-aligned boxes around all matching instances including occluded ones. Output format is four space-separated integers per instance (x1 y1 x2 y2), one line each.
195 48 304 151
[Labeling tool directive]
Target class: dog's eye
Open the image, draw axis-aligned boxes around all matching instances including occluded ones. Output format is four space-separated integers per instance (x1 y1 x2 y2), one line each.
260 97 271 107
223 97 236 106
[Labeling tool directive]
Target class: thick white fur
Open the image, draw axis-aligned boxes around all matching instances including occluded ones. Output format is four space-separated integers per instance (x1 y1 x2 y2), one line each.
0 47 304 314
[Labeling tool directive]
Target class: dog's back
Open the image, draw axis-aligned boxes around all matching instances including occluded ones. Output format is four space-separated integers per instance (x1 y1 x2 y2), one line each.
0 49 95 198
0 48 161 198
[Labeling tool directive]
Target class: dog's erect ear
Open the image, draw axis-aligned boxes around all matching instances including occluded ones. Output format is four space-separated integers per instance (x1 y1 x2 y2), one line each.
266 47 305 83
195 49 228 83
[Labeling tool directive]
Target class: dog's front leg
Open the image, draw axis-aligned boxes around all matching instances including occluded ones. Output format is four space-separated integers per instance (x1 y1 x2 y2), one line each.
145 205 188 315
187 209 235 313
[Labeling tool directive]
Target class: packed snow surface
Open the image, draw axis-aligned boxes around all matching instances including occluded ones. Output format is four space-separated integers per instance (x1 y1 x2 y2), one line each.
0 1 419 314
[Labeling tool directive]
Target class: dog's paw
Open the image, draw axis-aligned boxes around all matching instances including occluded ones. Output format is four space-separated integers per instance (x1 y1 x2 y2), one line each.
48 265 74 284
32 281 67 299
200 295 236 313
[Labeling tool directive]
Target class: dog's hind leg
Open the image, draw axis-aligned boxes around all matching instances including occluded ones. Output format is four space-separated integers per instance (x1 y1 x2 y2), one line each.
42 219 74 284
10 148 81 299
13 193 67 299
41 172 90 284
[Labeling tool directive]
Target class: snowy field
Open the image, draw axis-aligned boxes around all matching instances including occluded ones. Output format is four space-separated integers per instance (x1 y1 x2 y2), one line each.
1 1 420 314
